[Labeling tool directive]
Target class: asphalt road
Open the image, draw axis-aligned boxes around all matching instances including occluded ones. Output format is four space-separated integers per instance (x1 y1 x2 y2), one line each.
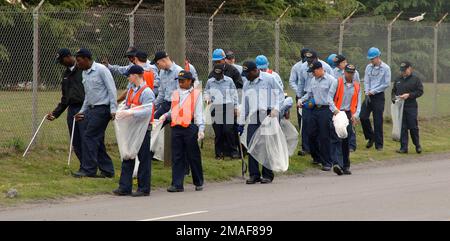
1 154 450 221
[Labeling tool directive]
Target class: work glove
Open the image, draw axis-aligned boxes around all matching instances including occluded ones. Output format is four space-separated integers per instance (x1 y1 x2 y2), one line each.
159 114 167 123
198 131 205 141
46 113 56 121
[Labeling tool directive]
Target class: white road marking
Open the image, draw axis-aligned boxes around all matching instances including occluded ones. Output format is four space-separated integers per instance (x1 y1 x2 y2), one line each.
139 211 209 221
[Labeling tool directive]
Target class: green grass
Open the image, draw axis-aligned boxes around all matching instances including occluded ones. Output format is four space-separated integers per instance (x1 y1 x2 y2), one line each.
1 85 450 206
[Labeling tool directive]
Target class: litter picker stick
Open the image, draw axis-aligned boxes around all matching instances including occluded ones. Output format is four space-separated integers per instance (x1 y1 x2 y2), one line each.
238 133 247 179
67 116 76 167
23 115 47 157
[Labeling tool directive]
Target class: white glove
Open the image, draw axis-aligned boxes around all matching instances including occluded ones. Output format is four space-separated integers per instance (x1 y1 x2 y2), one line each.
198 131 205 141
159 114 167 122
116 110 132 120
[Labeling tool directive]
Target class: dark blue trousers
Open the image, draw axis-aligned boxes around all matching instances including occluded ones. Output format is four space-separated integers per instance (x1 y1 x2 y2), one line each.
67 105 86 172
171 125 204 189
309 107 333 168
119 130 152 193
360 93 385 149
247 111 274 180
400 106 420 151
212 103 239 157
81 105 115 176
349 126 357 151
301 108 312 153
332 111 353 169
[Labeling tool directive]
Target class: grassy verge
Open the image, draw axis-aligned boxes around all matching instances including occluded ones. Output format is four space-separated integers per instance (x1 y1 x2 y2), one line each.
1 116 450 206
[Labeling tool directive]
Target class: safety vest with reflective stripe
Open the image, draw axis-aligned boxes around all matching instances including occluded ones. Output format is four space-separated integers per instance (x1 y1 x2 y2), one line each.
334 77 360 115
126 84 154 123
170 89 200 128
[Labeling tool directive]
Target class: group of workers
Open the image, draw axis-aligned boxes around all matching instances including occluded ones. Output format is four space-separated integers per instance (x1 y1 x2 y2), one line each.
46 44 424 197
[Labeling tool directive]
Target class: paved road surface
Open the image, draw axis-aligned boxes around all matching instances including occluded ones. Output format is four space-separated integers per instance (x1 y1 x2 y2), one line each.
1 154 450 221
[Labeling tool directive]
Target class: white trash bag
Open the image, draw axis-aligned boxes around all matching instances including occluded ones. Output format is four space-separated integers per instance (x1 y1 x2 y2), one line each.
150 119 165 161
280 119 299 156
114 106 152 161
333 111 349 139
391 98 405 142
204 103 213 125
248 117 289 172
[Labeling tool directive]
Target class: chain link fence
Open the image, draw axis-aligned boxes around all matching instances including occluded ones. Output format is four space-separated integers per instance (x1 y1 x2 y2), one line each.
1 7 449 150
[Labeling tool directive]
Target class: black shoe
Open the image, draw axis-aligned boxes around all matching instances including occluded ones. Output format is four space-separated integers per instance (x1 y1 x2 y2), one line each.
366 140 374 149
343 169 352 175
167 186 184 193
97 172 114 178
333 165 344 176
349 148 355 153
246 176 261 184
112 188 131 196
396 149 408 154
260 177 273 184
376 147 383 152
416 146 422 154
311 160 321 165
131 191 150 197
231 153 241 160
215 155 224 160
195 186 203 191
72 171 96 178
322 166 332 172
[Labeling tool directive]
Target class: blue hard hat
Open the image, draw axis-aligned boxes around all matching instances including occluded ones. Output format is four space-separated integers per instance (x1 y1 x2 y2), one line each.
255 55 269 69
303 98 316 109
212 48 226 61
326 54 337 68
367 47 381 60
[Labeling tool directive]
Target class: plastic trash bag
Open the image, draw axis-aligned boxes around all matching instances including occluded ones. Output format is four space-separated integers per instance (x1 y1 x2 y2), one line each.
150 120 165 161
204 104 213 125
333 111 349 139
248 117 289 172
391 98 405 142
280 119 299 156
114 106 152 161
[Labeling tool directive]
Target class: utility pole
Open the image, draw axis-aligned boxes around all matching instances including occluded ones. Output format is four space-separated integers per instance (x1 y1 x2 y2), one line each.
163 0 186 166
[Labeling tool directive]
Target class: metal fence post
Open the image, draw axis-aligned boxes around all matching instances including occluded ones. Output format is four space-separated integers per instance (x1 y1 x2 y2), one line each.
385 11 402 116
32 0 45 139
208 1 226 73
128 0 143 48
338 9 357 55
275 5 290 74
433 13 448 117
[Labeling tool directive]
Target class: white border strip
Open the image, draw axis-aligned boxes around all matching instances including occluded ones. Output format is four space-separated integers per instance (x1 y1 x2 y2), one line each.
140 211 209 221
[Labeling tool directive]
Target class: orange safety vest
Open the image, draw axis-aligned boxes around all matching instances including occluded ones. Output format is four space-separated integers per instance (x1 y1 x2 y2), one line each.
334 77 360 115
170 89 200 128
184 60 191 72
143 70 155 90
126 84 154 123
143 71 156 122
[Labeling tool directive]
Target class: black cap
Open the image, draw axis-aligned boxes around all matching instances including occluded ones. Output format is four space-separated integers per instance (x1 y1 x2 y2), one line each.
56 48 71 63
225 51 235 59
242 61 258 76
125 65 144 76
213 63 225 79
400 61 412 71
304 50 318 62
307 61 322 73
151 51 169 65
176 70 194 81
334 54 346 65
75 48 92 59
124 47 138 57
345 64 356 73
135 50 148 60
300 48 310 61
